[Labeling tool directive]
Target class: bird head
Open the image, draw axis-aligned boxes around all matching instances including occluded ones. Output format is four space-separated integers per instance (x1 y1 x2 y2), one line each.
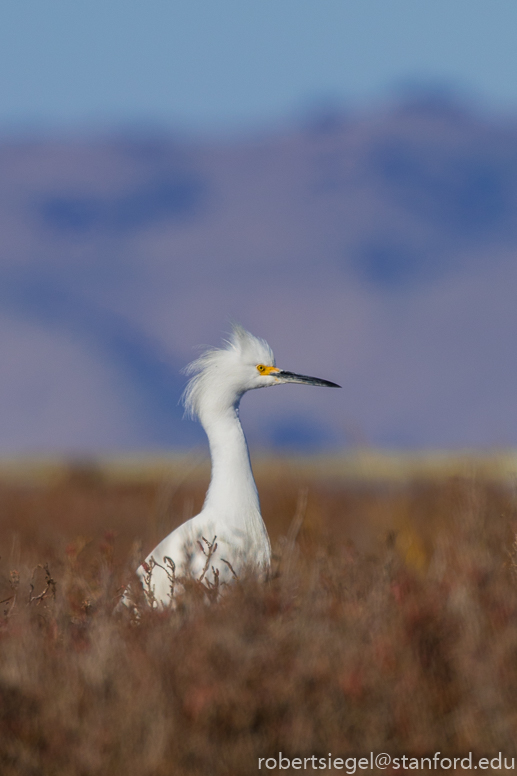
183 324 340 422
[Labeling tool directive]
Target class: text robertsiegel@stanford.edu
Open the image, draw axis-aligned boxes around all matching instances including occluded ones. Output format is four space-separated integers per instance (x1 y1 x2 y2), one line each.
258 752 516 771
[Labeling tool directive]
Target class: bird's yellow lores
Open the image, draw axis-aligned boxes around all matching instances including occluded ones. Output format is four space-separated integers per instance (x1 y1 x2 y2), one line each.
256 364 279 376
123 324 340 608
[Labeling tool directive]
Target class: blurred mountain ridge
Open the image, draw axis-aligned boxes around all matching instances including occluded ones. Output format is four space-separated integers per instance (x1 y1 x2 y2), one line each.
1 94 517 453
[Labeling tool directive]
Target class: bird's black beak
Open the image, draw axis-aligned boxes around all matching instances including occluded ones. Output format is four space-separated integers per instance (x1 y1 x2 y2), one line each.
275 370 341 388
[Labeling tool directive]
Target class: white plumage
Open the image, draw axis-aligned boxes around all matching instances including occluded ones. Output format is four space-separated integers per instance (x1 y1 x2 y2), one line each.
125 324 339 607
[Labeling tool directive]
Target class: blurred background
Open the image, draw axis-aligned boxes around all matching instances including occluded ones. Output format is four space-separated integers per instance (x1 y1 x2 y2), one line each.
1 0 517 455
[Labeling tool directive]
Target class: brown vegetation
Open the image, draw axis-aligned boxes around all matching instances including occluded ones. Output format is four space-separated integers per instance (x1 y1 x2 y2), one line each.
0 460 517 774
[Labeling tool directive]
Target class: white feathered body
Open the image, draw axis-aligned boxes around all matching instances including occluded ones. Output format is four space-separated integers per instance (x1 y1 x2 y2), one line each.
130 325 275 607
122 323 338 609
137 403 271 605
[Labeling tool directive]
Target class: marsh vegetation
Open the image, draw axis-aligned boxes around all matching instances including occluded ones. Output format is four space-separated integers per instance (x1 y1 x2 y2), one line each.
0 456 516 774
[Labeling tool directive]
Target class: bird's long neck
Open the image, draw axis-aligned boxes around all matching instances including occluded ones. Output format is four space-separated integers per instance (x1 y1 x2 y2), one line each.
200 404 261 526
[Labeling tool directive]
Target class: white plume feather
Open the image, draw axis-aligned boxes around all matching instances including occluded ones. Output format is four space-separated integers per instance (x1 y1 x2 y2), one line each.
182 323 275 420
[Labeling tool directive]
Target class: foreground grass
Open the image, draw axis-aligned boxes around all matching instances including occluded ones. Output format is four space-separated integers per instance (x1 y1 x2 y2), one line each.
1 463 517 774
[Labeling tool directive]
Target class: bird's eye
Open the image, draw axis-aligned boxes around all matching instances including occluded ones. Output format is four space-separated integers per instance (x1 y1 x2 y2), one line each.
256 364 267 373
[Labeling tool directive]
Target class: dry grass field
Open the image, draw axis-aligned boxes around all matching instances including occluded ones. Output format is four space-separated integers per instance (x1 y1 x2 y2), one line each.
1 452 517 775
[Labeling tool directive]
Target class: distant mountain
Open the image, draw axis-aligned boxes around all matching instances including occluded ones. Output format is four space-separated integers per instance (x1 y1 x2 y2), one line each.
1 94 517 453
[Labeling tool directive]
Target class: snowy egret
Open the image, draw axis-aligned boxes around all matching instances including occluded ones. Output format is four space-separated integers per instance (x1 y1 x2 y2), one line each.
125 324 340 607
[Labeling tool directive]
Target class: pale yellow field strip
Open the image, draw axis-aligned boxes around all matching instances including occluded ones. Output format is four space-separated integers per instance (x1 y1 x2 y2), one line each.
0 449 517 486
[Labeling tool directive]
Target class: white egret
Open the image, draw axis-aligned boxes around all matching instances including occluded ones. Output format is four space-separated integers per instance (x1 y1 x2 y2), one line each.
125 324 340 607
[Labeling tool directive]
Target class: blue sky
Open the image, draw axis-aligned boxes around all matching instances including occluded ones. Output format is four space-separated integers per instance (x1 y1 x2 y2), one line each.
1 0 516 133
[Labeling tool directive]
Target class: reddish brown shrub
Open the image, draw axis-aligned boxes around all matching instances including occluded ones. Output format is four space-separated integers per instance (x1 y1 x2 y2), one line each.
0 468 516 774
